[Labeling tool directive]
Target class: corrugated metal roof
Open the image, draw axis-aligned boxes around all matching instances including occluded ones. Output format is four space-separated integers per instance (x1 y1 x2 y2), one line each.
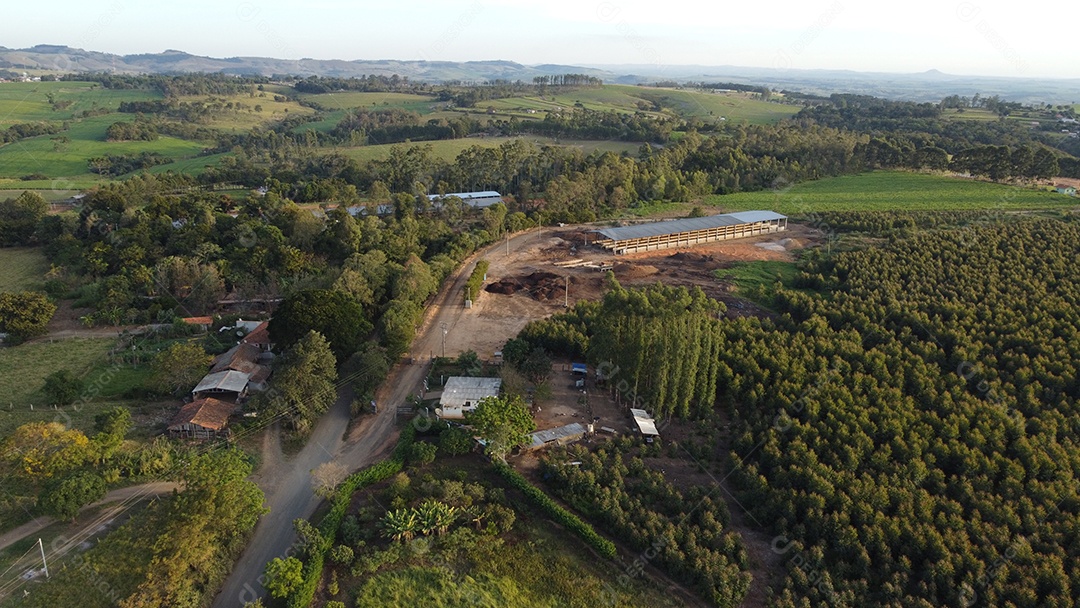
529 422 587 448
439 376 502 408
594 210 786 242
193 370 251 394
630 408 660 436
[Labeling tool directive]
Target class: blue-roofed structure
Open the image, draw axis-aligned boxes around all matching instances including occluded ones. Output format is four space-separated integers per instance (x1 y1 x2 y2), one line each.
427 191 503 209
592 210 787 255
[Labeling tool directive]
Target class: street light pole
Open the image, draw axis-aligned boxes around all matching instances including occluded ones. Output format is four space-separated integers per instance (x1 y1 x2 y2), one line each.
440 322 448 358
38 538 48 578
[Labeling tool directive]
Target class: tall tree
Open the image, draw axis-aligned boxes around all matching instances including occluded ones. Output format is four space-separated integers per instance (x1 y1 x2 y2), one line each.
265 330 338 431
465 394 535 461
269 289 369 361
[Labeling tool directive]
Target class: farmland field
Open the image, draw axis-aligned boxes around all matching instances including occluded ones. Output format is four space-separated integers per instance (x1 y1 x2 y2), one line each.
299 91 441 112
171 92 314 131
0 114 205 179
0 247 49 292
0 81 161 127
484 84 798 125
0 338 156 437
704 171 1078 214
332 135 641 162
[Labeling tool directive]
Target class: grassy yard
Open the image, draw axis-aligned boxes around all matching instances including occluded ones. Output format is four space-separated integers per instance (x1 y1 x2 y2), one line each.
704 171 1077 214
0 338 156 436
0 247 49 292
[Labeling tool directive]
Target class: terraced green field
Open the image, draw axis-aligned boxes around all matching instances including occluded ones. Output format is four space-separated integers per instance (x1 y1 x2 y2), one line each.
704 171 1076 214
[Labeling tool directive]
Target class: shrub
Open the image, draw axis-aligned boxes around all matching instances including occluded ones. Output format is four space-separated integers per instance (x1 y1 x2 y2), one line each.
408 441 438 466
439 427 475 456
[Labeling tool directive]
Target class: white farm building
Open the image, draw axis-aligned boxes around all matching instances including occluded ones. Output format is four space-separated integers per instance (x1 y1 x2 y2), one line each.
427 191 503 209
436 376 502 419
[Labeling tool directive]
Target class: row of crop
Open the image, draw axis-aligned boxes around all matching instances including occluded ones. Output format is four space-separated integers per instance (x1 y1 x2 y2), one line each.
493 461 617 559
286 424 416 608
464 260 490 302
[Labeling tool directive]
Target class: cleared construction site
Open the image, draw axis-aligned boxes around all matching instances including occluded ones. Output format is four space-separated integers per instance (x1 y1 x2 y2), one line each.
592 210 788 255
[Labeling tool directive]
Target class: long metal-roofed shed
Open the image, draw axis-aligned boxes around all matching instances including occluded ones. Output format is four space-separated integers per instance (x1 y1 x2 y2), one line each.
427 191 503 209
592 210 787 255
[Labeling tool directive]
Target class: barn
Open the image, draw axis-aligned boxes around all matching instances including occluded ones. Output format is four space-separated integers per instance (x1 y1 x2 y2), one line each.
592 210 787 255
167 398 237 439
427 191 503 209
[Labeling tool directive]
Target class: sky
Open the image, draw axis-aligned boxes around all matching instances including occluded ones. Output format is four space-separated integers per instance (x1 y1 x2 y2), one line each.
6 0 1079 78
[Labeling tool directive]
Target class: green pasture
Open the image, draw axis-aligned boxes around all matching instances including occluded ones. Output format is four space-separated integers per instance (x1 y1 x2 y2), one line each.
0 247 49 292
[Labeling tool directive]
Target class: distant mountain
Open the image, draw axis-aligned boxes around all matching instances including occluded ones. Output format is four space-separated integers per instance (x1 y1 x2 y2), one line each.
3 45 1080 104
0 45 613 82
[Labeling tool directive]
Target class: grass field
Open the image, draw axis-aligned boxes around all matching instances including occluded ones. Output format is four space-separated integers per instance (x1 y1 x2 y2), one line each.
332 136 641 162
484 84 798 125
704 171 1078 214
299 91 442 112
0 81 161 127
941 108 1001 121
717 260 799 294
171 92 314 131
0 338 155 437
0 247 49 292
0 114 206 179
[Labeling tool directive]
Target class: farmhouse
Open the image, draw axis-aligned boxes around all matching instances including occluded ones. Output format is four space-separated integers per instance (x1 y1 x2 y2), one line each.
240 320 274 351
592 210 787 255
427 191 503 209
436 376 502 419
1055 185 1077 196
210 343 272 392
192 370 251 400
167 397 237 439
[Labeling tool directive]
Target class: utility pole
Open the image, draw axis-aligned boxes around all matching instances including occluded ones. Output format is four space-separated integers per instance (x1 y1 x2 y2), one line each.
506 232 509 256
38 538 48 578
440 322 448 358
564 275 569 308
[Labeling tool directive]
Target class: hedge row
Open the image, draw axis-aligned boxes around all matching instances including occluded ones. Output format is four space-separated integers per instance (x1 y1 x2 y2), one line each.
493 461 617 559
464 260 490 302
286 424 416 608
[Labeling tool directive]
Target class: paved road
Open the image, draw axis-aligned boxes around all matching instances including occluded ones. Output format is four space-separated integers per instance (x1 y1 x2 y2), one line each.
212 231 540 607
0 481 179 553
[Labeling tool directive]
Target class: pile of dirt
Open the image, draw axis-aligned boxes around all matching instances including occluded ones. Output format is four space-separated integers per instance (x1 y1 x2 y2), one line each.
486 271 587 302
613 262 660 280
668 251 715 264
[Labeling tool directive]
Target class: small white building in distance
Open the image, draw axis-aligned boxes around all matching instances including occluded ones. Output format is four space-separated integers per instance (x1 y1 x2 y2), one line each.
427 191 503 209
436 376 502 419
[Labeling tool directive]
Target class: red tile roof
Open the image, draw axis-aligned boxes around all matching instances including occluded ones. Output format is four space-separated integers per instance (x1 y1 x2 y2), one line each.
181 316 214 326
242 321 271 347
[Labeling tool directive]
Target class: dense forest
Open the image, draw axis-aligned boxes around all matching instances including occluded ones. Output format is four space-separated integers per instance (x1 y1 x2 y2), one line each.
517 216 1080 606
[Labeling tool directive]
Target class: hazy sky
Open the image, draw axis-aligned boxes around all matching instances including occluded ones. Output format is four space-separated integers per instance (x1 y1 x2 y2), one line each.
7 0 1078 78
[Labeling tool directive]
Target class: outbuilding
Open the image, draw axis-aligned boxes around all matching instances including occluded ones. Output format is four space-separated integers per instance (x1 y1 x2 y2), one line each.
167 397 237 439
192 370 251 400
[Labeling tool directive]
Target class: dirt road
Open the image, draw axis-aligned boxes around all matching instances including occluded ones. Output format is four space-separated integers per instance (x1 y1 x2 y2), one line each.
212 231 542 607
0 481 179 553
